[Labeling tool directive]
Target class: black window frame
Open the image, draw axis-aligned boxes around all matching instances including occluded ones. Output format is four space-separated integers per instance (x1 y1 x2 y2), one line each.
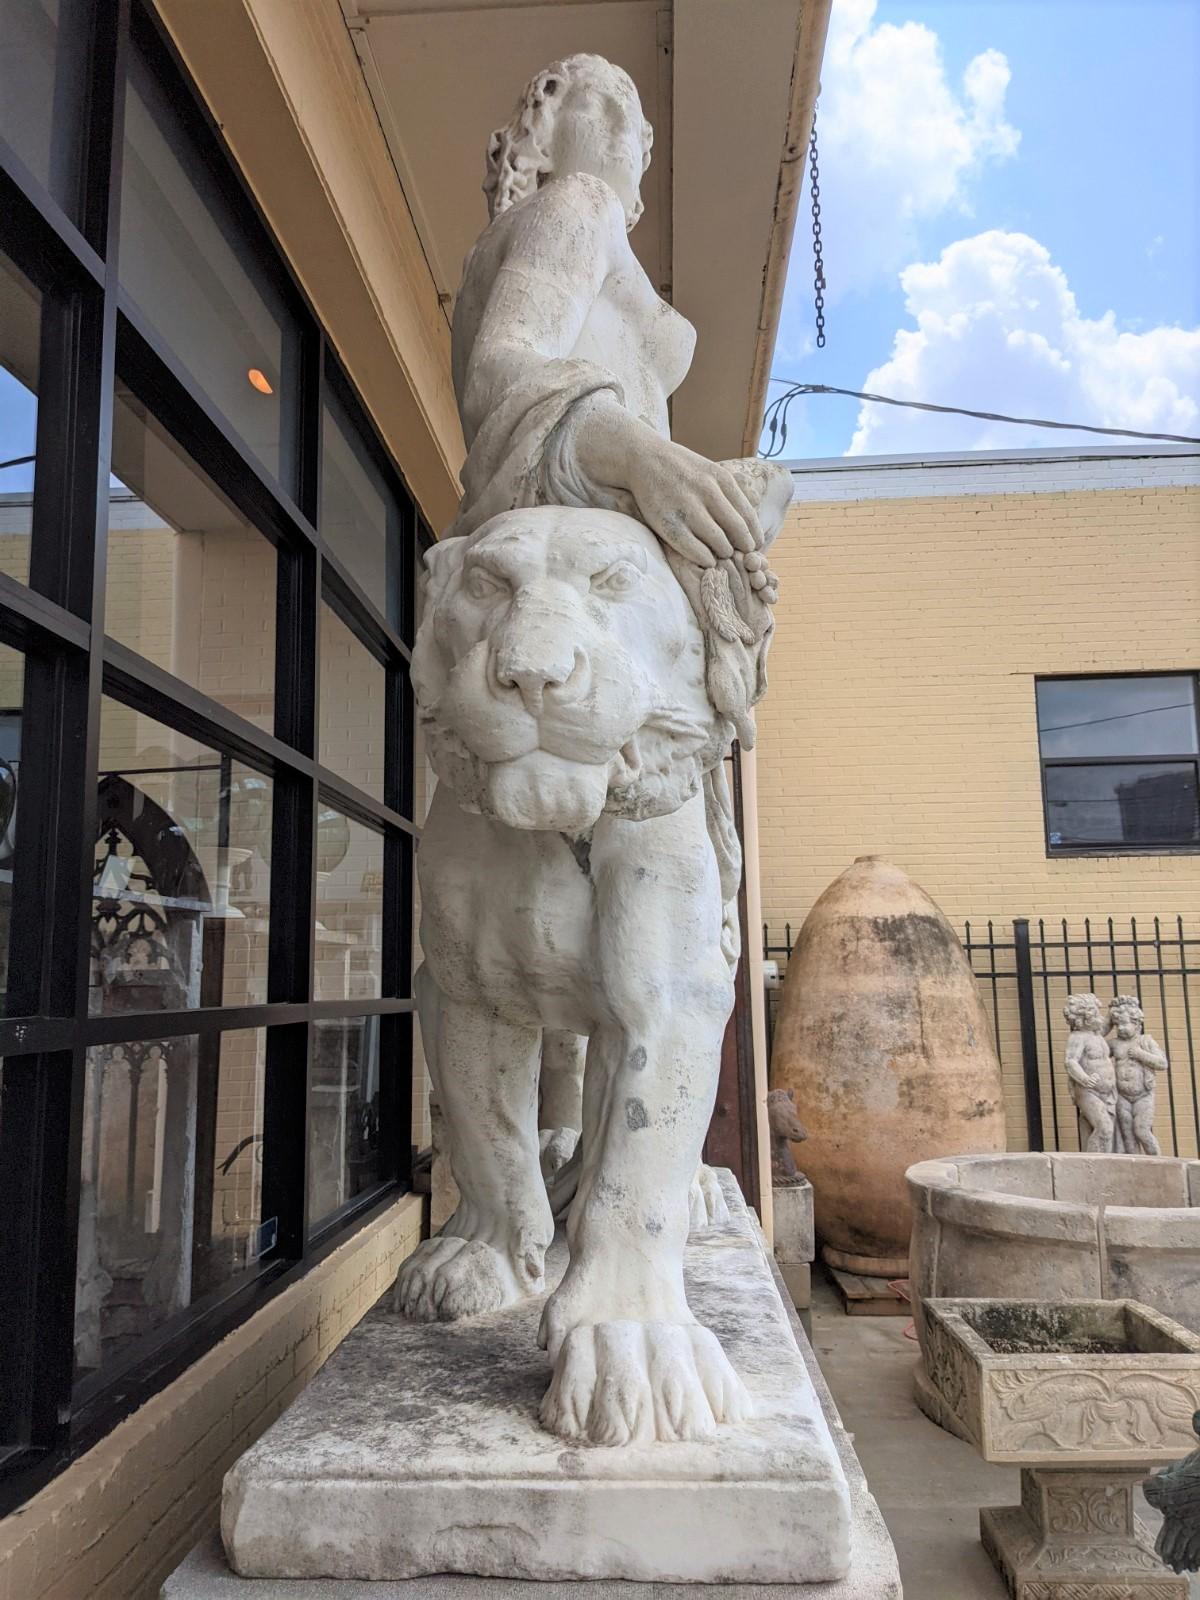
1036 671 1200 858
0 0 432 1511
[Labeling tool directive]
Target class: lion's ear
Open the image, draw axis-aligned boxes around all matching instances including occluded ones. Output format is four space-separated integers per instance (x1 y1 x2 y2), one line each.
412 537 468 712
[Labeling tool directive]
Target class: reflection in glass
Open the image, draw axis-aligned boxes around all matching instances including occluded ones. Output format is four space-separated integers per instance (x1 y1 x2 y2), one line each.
314 809 382 1002
1038 676 1199 760
0 252 41 587
0 644 24 1008
120 39 299 488
319 604 385 801
321 384 405 628
91 700 273 1014
108 383 277 730
73 1028 268 1379
0 0 89 217
309 1015 382 1225
1045 762 1200 848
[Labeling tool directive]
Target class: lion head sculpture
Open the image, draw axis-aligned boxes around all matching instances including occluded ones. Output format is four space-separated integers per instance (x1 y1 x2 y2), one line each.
412 506 729 833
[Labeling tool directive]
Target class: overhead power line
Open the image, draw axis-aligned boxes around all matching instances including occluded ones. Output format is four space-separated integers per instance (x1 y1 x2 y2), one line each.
761 380 1200 459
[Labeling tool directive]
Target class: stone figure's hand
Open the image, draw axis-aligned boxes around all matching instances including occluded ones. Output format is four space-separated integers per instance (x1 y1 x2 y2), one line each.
626 437 763 566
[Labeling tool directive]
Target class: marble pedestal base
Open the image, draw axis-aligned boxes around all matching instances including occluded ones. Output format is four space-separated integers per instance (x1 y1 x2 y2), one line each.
980 1467 1186 1599
219 1174 859 1586
773 1179 814 1310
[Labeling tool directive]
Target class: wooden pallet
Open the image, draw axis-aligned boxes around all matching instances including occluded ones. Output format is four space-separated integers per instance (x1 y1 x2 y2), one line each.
827 1264 910 1317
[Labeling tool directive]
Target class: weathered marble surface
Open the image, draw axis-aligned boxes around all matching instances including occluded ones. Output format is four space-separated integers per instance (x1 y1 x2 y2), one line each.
773 1179 815 1310
221 1175 855 1585
400 50 792 1449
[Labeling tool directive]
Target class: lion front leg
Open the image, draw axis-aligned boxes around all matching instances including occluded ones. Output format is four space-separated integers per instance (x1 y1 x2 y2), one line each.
538 800 750 1445
395 966 552 1321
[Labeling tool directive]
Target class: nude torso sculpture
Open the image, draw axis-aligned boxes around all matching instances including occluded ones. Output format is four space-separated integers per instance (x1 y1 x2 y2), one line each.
394 54 791 1447
1063 993 1118 1153
1109 994 1169 1155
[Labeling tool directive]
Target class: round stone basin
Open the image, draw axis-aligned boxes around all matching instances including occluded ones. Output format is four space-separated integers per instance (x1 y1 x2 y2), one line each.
907 1153 1200 1418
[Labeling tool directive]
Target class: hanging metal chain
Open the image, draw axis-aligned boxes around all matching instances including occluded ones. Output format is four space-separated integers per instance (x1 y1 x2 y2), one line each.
809 107 826 349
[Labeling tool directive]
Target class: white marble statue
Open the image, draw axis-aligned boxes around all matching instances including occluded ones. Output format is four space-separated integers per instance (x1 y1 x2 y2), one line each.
1063 993 1118 1153
1109 994 1169 1155
394 52 791 1447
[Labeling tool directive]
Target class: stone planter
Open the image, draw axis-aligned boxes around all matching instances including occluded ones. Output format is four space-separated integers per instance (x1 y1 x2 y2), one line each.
908 1152 1200 1430
925 1296 1200 1598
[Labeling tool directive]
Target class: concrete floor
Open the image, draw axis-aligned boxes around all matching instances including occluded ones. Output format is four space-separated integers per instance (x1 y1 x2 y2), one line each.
808 1266 1200 1599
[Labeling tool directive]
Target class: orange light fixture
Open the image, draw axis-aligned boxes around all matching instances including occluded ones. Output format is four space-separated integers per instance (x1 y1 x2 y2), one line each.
247 367 273 395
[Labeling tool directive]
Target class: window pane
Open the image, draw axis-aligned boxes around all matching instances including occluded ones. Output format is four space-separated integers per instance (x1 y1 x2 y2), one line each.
0 251 41 587
309 1015 382 1224
319 604 384 801
314 809 382 1001
108 383 276 731
0 644 24 1009
92 700 272 1014
1038 676 1199 759
119 40 299 489
74 1028 268 1380
321 384 405 628
1045 762 1200 848
0 0 89 218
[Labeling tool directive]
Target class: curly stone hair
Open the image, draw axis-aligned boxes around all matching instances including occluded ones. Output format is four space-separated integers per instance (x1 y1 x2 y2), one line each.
1109 994 1145 1027
483 54 653 229
1063 992 1105 1029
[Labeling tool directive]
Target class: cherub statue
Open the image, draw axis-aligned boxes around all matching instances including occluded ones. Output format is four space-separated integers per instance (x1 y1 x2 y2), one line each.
1108 994 1169 1156
767 1087 808 1185
1063 993 1117 1153
393 53 792 1448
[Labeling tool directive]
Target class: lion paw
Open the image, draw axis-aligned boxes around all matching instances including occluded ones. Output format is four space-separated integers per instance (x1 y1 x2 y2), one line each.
539 1320 751 1446
392 1235 537 1321
688 1163 731 1231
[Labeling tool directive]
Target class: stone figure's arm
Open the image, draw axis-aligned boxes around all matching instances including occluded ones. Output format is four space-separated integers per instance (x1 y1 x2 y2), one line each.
1133 1036 1169 1072
1064 1036 1099 1089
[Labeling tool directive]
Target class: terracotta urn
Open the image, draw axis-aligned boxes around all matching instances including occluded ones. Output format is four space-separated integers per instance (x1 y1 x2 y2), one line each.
771 857 1005 1277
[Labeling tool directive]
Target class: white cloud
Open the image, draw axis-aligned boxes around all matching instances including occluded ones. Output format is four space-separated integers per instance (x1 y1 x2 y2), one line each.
812 0 1018 298
847 230 1200 454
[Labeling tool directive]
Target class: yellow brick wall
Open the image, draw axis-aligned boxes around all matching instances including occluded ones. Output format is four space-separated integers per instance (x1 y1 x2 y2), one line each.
757 483 1200 1150
0 1193 424 1600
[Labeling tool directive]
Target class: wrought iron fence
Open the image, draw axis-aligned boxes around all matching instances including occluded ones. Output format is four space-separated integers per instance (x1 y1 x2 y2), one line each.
763 917 1200 1158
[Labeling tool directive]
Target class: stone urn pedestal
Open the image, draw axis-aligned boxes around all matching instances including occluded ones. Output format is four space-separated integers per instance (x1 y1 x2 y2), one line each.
924 1296 1200 1599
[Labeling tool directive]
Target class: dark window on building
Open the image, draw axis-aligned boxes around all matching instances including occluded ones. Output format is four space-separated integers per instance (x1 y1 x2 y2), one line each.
0 0 428 1510
1037 675 1200 853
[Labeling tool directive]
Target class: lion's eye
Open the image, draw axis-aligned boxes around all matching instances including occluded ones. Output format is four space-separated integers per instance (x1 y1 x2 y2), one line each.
465 567 508 602
591 560 641 598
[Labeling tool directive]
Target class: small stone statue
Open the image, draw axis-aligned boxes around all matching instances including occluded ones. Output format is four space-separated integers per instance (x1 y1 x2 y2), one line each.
1062 993 1117 1153
1109 994 1169 1155
767 1087 808 1185
1145 1410 1200 1573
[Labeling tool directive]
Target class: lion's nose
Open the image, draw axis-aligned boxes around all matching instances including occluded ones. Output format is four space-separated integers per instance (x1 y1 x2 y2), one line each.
495 647 587 715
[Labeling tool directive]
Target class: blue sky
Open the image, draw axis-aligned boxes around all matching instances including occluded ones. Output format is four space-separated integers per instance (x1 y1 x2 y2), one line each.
768 0 1200 458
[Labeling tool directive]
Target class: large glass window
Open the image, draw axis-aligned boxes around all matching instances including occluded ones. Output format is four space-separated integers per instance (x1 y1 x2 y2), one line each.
0 3 418 1503
0 251 41 588
108 383 277 730
315 808 383 1002
1037 675 1200 851
309 1015 382 1226
319 603 385 800
120 31 299 490
0 643 24 1007
74 1027 268 1383
321 380 406 629
0 0 90 218
92 699 273 1013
